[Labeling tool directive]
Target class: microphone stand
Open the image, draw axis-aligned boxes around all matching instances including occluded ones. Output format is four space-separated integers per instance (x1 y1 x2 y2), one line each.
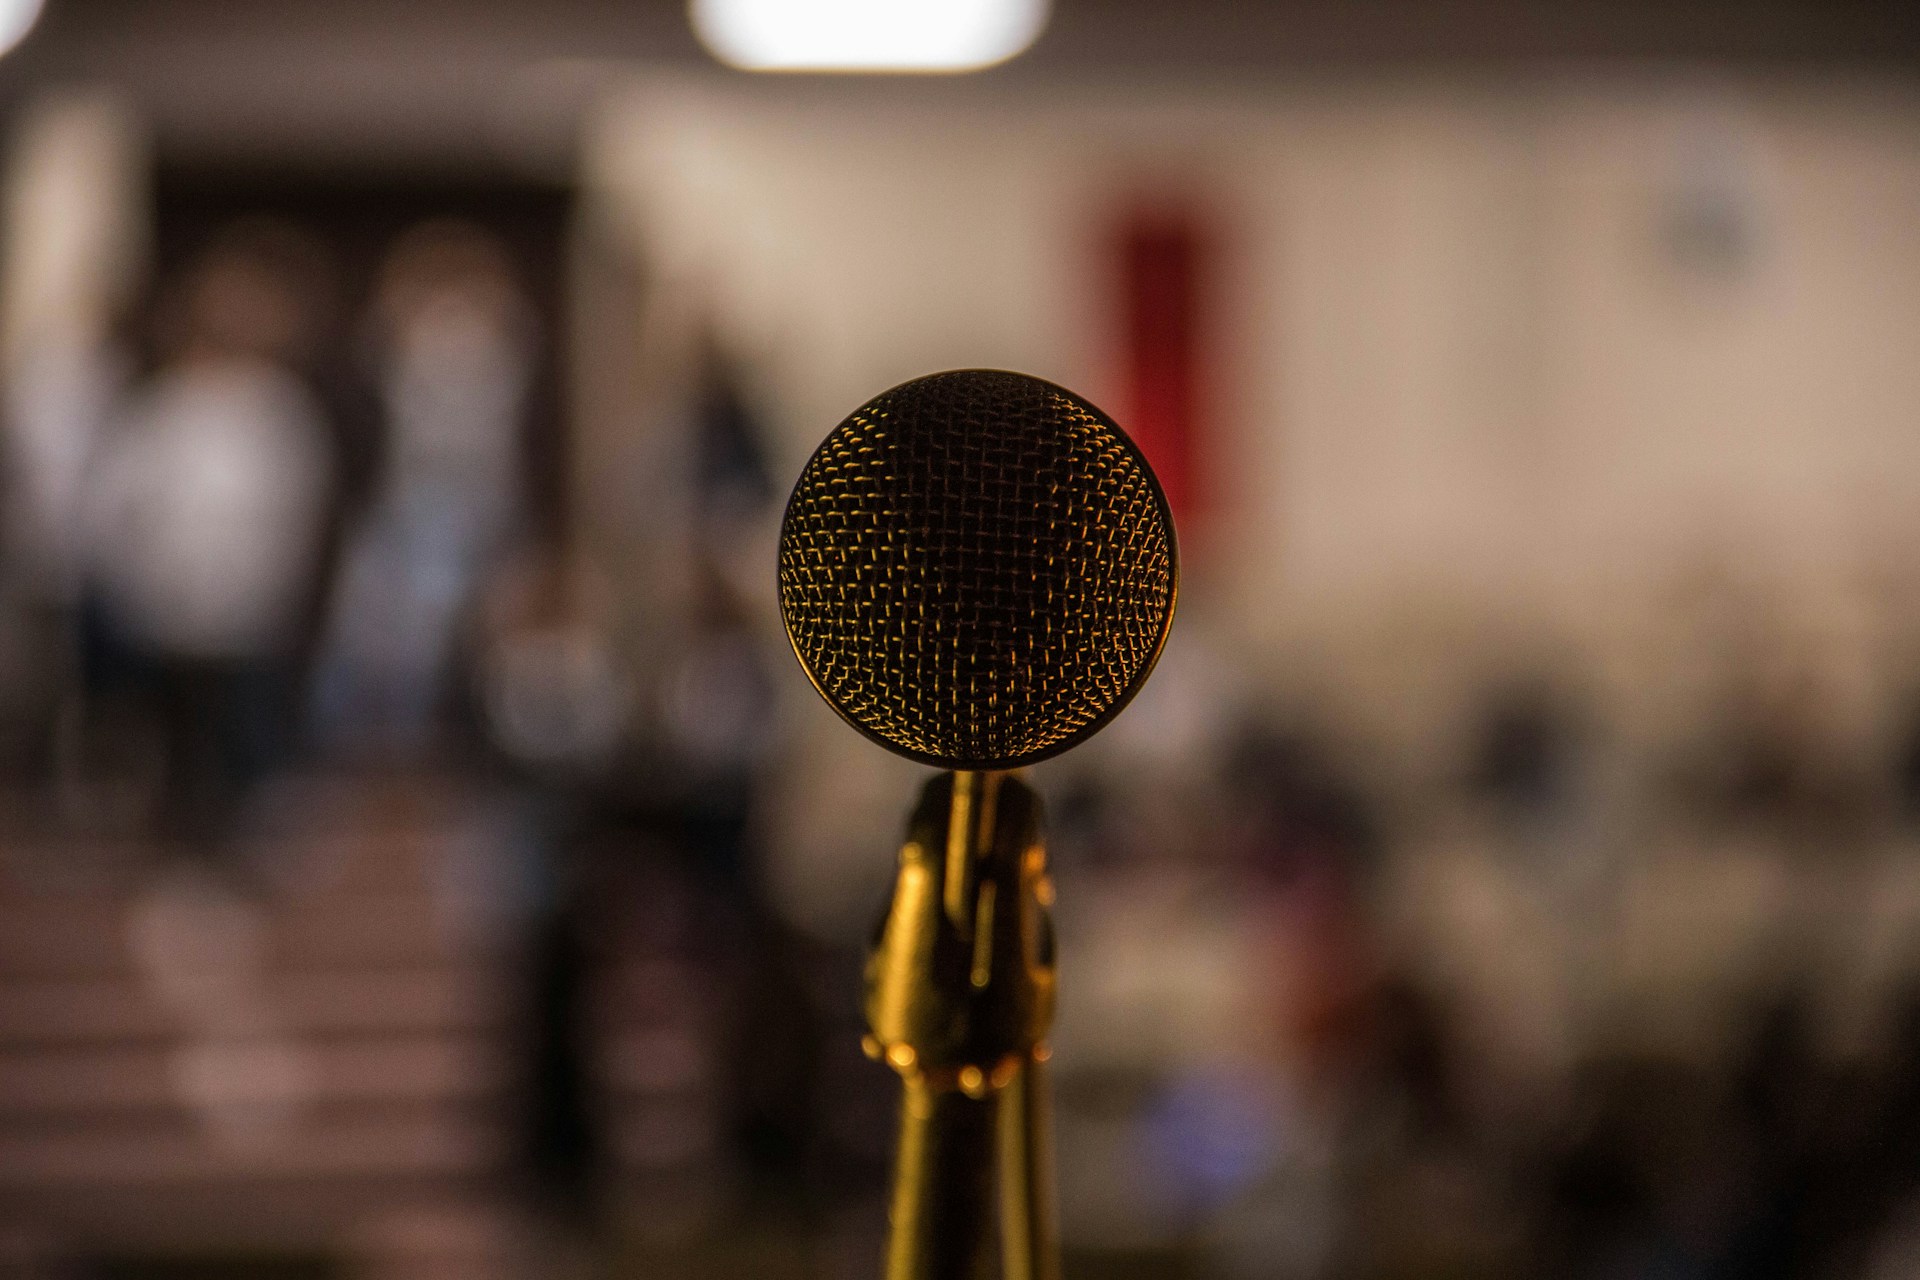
864 770 1060 1280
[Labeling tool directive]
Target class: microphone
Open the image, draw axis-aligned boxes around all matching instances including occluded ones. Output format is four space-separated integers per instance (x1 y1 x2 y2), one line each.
778 370 1177 1280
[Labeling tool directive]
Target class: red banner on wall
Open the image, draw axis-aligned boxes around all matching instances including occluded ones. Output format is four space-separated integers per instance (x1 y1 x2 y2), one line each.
1114 205 1210 537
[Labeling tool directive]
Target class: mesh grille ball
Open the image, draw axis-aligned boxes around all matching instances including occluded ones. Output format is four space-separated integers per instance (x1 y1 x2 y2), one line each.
777 369 1177 770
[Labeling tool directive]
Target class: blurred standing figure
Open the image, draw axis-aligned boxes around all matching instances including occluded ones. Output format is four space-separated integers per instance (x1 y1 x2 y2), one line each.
0 95 147 778
81 221 336 838
314 221 535 755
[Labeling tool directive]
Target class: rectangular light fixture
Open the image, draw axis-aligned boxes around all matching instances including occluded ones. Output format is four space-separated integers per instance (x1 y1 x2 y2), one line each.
690 0 1048 73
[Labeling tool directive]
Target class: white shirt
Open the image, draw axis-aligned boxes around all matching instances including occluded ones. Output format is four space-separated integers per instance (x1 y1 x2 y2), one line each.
86 358 332 657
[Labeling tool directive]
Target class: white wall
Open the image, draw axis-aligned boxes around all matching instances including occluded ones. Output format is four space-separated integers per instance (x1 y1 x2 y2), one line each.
582 72 1920 759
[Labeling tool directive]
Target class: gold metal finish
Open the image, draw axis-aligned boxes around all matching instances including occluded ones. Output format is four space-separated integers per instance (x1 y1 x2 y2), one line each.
866 771 1059 1280
997 1057 1058 1280
885 1075 997 1280
780 369 1178 1280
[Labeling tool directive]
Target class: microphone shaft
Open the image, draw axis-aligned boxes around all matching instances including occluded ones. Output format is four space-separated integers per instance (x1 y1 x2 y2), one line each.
886 1076 998 1280
998 1055 1059 1280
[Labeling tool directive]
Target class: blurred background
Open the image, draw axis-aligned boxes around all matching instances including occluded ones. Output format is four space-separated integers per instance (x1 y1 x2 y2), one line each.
0 1 1917 1277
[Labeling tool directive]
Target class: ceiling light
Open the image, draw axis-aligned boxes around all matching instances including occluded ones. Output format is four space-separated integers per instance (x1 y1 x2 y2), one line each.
0 0 42 59
690 0 1049 74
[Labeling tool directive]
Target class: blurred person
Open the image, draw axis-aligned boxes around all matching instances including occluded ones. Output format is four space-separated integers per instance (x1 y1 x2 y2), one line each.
657 348 845 1220
0 94 145 602
471 541 625 1225
657 559 835 1213
470 537 810 1241
474 542 629 781
660 559 776 889
3 290 129 603
687 337 775 542
313 219 535 755
0 320 128 783
78 219 336 842
0 94 146 779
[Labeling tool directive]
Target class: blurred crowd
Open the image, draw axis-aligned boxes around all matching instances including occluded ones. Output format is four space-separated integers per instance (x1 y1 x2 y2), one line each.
0 114 1918 1280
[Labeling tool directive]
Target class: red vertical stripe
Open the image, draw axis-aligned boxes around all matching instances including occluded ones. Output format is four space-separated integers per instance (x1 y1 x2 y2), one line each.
1116 208 1207 532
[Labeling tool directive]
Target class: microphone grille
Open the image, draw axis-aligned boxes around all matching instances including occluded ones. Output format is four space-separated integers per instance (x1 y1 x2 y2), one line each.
778 370 1176 770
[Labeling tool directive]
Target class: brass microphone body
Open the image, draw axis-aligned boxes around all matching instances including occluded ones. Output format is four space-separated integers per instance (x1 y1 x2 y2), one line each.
778 370 1176 1280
